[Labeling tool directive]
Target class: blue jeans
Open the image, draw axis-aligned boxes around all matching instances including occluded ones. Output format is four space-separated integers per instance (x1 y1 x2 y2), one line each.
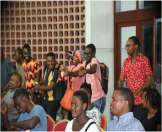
92 97 106 113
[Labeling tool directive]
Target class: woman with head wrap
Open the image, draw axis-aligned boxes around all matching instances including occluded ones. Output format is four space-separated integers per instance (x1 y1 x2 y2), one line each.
60 50 85 91
59 50 85 120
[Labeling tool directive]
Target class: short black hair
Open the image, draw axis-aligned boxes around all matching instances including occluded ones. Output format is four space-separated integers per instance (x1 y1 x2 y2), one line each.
73 91 88 111
86 43 96 54
114 87 134 111
80 83 92 96
16 47 23 55
143 87 161 110
129 36 141 52
46 52 55 59
22 44 31 51
13 88 29 100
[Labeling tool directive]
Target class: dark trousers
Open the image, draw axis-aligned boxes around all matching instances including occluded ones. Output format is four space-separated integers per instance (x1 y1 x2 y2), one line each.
132 104 147 123
41 100 60 121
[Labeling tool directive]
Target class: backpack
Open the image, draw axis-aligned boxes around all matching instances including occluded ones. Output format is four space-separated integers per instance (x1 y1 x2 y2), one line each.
99 63 109 94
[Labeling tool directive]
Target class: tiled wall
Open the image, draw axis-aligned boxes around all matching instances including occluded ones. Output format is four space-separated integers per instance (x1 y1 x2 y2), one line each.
1 1 85 78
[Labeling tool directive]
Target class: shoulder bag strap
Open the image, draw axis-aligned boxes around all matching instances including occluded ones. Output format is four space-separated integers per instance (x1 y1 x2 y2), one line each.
68 67 76 90
85 121 96 132
94 73 101 83
84 62 88 83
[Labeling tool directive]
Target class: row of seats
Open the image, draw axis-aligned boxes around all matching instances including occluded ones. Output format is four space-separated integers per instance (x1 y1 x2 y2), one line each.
47 113 107 131
31 100 107 131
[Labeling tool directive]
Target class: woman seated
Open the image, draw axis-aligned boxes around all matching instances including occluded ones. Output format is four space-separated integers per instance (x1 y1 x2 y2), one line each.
142 87 161 131
65 91 99 132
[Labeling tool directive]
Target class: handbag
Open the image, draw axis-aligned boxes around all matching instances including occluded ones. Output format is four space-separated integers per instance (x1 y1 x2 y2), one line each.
60 79 76 111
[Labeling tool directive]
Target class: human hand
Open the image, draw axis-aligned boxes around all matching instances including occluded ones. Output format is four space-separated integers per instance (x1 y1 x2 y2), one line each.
78 70 86 77
8 124 17 131
1 101 8 115
9 101 14 112
133 88 141 97
55 63 60 69
64 70 70 76
2 91 7 98
34 83 40 90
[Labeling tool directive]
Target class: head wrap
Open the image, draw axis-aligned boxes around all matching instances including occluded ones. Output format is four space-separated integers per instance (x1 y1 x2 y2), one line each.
75 50 85 63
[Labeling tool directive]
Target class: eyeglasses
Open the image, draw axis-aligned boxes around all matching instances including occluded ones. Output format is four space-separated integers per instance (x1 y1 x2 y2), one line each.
84 52 92 56
125 44 134 48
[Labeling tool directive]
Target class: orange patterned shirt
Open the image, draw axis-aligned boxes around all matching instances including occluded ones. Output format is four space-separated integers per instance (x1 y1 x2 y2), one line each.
23 58 41 93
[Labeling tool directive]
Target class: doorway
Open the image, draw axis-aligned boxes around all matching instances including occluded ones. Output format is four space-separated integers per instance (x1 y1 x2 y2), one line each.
114 1 161 89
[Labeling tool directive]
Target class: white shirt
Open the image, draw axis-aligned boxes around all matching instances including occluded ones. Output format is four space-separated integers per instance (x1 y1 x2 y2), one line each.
65 118 99 132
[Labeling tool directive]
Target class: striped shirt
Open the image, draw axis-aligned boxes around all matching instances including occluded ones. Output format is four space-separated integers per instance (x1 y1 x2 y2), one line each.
107 112 145 131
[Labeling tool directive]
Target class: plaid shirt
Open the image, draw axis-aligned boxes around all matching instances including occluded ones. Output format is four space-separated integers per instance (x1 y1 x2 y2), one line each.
107 112 145 131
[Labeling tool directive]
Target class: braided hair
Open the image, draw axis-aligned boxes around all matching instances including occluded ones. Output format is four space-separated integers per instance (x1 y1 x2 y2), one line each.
143 87 161 110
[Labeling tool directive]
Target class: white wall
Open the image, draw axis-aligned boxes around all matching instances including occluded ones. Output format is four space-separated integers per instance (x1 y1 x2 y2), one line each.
85 1 114 124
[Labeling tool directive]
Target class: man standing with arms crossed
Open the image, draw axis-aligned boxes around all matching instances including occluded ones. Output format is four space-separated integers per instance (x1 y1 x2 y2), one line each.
118 36 153 122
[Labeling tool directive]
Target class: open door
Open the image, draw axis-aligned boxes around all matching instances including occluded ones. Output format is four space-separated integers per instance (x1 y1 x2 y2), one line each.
153 17 162 94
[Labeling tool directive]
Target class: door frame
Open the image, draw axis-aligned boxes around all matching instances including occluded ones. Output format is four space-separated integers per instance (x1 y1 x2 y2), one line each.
114 1 161 89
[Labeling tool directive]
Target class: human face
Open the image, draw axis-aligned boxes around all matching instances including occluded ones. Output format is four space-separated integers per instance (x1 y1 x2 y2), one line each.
46 56 55 70
84 48 93 63
125 39 137 56
23 48 31 62
9 75 20 89
142 92 149 109
110 90 126 118
73 52 80 66
71 95 86 118
14 50 21 63
14 96 27 113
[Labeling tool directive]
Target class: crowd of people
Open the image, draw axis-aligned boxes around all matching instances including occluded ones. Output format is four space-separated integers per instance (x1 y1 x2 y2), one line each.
0 36 161 131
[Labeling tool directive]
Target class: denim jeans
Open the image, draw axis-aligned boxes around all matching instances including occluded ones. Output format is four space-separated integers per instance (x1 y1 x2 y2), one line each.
92 97 106 113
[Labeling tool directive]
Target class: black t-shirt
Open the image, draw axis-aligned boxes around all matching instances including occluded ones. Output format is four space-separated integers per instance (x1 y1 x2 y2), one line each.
142 109 161 131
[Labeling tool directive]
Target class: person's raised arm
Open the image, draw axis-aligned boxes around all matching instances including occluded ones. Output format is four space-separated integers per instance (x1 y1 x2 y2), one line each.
34 70 58 91
118 76 124 87
78 64 97 77
65 66 84 77
1 81 11 92
34 82 56 91
1 72 16 92
85 64 97 74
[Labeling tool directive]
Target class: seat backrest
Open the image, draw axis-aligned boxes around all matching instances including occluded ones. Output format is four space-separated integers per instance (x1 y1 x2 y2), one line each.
54 119 69 131
100 113 107 130
98 126 105 132
47 114 55 131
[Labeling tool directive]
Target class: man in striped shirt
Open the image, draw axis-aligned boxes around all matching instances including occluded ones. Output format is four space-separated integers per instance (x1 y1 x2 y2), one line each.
107 87 145 131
